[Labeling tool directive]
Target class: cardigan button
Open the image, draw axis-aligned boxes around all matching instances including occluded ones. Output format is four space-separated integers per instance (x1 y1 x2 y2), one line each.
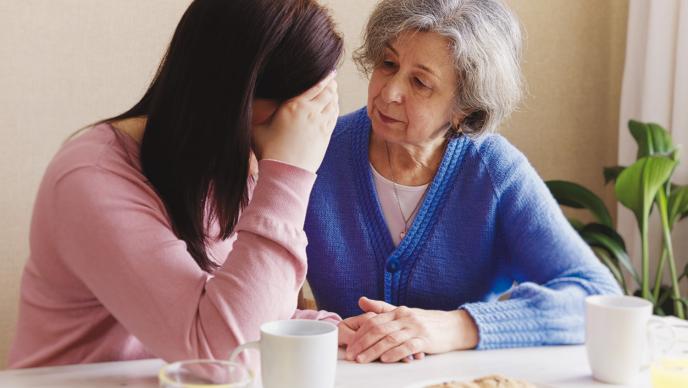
386 260 400 273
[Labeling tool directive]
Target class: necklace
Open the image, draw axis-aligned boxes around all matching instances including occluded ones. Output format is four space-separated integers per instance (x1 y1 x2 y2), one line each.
384 140 428 240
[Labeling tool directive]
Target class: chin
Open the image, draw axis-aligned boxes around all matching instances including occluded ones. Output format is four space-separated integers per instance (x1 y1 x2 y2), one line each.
370 123 400 143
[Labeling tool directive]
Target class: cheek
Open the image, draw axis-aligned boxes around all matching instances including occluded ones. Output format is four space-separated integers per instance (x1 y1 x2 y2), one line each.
421 98 453 123
405 104 443 134
404 107 422 130
367 72 384 105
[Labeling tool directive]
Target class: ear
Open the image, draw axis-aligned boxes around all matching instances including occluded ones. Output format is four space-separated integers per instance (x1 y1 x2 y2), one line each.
450 107 467 133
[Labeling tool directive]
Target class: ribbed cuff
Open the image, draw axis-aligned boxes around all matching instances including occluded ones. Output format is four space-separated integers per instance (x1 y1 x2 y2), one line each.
461 299 547 350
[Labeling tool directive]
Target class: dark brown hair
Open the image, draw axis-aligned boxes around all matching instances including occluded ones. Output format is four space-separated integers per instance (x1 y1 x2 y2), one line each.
104 0 343 271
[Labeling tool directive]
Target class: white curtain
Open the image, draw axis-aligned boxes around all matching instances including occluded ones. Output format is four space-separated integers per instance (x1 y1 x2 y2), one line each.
618 0 688 291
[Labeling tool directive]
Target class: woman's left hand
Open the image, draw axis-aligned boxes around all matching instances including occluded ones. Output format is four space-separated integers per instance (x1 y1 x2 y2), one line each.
342 297 479 363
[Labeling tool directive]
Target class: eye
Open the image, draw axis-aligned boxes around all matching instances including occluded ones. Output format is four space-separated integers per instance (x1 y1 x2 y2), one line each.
413 77 430 89
381 60 396 69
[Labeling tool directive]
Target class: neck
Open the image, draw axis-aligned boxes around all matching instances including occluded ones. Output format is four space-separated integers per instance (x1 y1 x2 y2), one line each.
111 116 147 144
369 132 446 186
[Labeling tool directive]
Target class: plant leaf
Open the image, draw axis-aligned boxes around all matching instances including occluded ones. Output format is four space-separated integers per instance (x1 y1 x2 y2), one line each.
581 223 627 250
647 123 674 156
604 166 626 185
628 120 675 159
629 120 654 158
615 156 678 229
680 262 688 281
591 247 627 294
656 286 673 314
545 180 613 228
677 298 688 311
580 223 639 286
668 184 688 227
567 218 584 231
669 147 681 162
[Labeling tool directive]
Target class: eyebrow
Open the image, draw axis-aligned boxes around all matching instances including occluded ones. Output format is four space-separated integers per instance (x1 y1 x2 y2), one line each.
384 43 440 79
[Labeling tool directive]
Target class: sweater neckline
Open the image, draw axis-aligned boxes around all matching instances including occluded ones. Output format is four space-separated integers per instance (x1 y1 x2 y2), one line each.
369 162 429 191
351 111 468 305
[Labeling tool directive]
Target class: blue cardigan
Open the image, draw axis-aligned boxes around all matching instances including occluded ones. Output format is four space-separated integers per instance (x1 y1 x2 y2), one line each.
304 108 620 349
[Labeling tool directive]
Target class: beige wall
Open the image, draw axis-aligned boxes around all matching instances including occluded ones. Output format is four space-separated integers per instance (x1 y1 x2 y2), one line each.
0 0 627 368
505 0 628 222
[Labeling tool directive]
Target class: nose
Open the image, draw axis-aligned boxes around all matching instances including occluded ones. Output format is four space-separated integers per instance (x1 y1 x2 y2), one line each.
380 74 404 104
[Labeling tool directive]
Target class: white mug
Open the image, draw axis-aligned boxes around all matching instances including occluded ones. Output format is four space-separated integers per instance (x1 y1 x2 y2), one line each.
585 295 675 384
229 319 338 388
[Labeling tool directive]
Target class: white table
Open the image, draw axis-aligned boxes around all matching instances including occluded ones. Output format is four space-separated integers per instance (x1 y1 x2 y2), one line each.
0 345 651 388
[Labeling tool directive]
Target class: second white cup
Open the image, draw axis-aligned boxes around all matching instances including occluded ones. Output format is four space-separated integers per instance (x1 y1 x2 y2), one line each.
229 319 338 388
585 295 675 384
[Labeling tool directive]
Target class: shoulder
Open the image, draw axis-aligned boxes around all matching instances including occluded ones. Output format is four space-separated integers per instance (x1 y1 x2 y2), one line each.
48 124 138 180
316 107 369 173
43 124 155 207
49 125 111 174
467 133 527 166
464 133 539 197
332 107 369 140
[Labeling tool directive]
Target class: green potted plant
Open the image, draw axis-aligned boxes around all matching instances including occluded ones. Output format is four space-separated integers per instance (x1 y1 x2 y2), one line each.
546 120 688 319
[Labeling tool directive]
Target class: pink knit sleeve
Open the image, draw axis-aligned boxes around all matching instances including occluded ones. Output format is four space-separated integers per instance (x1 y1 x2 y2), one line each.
291 309 342 325
52 159 315 363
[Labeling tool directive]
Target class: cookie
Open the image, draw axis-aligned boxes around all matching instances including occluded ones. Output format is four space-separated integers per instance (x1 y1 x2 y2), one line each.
425 374 535 388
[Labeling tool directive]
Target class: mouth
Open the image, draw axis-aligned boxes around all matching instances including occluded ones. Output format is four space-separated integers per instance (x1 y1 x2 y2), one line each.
376 108 403 124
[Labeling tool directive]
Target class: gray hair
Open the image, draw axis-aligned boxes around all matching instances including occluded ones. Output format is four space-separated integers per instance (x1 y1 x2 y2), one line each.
354 0 523 136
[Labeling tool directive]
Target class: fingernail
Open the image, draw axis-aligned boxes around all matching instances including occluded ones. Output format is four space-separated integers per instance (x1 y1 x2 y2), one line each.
356 355 365 363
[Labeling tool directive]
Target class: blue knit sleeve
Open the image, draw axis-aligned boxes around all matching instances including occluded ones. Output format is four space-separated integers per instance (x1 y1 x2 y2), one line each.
460 136 621 349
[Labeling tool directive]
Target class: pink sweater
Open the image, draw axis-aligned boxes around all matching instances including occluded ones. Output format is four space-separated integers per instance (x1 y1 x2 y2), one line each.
8 124 339 368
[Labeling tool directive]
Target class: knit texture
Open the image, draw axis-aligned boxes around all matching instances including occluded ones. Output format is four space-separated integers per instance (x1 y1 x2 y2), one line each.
304 107 621 349
9 124 340 368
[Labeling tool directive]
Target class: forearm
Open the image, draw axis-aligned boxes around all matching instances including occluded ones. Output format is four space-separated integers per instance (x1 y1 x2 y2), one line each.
55 160 317 365
187 160 317 358
461 271 620 350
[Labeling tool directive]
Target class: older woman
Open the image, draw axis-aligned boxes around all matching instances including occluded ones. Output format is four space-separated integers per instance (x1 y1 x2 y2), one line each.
304 0 620 364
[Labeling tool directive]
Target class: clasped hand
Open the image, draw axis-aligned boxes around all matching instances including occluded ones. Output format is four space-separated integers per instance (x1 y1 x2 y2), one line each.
338 297 479 363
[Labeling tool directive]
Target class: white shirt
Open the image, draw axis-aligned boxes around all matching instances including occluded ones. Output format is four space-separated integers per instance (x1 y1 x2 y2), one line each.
370 163 428 247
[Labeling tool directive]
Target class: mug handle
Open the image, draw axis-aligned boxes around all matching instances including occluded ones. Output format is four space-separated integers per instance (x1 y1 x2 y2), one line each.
643 317 677 368
229 341 260 364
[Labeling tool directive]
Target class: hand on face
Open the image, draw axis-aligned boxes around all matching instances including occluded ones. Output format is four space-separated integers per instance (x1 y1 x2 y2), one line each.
252 71 339 173
338 297 479 363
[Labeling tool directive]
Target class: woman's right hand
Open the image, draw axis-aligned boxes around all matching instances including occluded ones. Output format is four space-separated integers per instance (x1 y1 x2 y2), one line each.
253 71 339 173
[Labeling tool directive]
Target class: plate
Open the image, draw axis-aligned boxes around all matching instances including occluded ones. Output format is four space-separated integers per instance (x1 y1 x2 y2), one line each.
404 376 547 388
403 376 478 388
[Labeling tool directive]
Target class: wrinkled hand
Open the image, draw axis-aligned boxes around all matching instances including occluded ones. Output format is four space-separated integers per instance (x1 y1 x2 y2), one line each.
253 71 338 173
339 310 425 363
338 312 370 347
340 297 478 363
